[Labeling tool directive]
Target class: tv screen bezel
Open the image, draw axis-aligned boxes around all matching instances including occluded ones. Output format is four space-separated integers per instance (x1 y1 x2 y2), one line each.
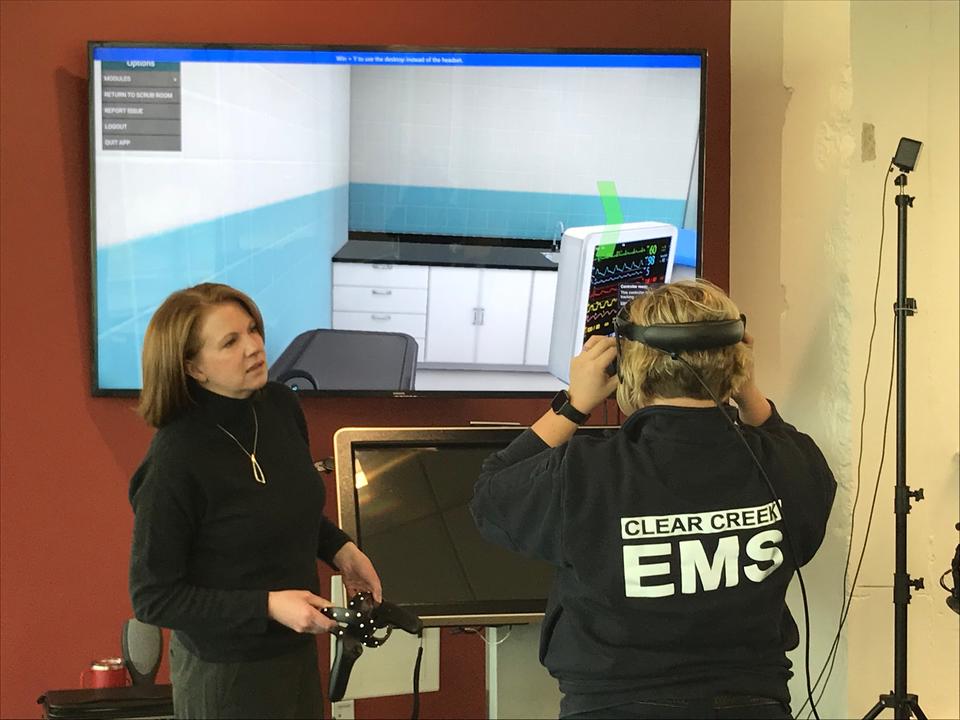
332 424 618 626
88 41 707 398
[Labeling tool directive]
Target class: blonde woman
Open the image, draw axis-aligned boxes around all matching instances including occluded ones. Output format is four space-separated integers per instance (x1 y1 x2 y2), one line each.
472 279 836 720
130 283 380 719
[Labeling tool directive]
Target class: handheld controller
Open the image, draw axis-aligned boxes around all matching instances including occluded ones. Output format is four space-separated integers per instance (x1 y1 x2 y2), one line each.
322 592 423 702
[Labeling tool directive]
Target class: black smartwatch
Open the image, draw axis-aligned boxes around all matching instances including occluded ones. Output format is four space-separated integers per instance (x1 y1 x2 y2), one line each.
550 390 590 425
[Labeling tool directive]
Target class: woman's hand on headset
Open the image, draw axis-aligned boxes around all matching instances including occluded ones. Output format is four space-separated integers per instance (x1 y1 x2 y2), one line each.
732 331 771 426
568 335 620 415
531 336 619 448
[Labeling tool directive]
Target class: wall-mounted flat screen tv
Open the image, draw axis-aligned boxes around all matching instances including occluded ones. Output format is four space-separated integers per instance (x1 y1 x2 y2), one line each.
89 42 705 396
332 425 616 626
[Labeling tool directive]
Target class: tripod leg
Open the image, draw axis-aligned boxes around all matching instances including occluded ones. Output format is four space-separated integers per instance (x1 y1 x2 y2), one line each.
863 699 887 720
908 700 926 720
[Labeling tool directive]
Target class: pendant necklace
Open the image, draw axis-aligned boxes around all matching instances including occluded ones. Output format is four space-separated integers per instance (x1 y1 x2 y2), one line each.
217 406 266 484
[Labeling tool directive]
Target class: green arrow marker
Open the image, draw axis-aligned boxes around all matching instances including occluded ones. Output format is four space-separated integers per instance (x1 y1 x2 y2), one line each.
595 180 623 260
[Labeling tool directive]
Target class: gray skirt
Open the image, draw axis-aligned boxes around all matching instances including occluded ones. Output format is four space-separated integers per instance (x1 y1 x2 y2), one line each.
170 632 323 719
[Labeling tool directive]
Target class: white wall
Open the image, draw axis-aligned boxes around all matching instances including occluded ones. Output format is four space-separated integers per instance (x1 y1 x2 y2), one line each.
348 65 701 198
95 62 351 246
734 3 853 717
731 2 959 718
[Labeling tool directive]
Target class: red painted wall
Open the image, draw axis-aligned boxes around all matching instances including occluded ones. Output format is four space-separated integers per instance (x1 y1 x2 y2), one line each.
0 1 730 717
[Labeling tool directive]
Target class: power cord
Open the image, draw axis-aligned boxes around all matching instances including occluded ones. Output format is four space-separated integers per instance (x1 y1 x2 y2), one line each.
801 325 896 718
459 625 513 646
797 162 897 718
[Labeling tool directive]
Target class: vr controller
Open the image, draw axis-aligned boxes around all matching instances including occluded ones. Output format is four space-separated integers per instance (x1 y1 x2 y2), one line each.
322 592 423 702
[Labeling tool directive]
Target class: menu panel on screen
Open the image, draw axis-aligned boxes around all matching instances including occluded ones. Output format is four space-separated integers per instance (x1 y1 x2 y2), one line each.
90 44 704 395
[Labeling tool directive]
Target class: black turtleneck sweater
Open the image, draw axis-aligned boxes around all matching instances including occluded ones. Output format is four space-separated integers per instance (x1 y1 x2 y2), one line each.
129 381 351 662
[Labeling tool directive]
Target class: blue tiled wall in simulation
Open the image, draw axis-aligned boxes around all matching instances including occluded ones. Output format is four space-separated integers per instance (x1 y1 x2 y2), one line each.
348 183 697 266
96 187 347 390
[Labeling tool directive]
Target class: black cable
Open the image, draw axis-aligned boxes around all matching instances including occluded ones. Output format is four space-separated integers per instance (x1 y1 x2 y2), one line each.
669 352 820 720
410 632 423 720
807 333 895 715
797 162 896 718
802 325 896 718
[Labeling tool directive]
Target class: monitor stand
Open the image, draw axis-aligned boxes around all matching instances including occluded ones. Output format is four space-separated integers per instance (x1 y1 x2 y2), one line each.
485 624 561 719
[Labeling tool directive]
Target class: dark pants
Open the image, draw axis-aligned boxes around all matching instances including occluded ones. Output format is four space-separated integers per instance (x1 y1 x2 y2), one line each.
170 632 323 719
563 698 792 720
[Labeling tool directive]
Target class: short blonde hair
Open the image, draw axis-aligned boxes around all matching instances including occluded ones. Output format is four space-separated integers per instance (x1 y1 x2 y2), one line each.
137 283 265 428
616 279 748 412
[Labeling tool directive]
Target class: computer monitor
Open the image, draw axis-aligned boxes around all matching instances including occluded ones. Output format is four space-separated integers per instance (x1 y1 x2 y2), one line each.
89 43 706 396
332 424 615 626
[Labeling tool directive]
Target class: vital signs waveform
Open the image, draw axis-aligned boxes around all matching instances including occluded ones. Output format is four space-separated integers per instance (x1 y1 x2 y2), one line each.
586 297 619 313
591 260 659 282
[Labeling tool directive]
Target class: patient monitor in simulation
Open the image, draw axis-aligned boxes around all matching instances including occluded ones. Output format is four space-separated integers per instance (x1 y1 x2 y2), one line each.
548 222 678 383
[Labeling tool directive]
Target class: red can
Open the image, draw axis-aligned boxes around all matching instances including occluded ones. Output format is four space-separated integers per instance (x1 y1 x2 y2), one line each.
80 657 129 689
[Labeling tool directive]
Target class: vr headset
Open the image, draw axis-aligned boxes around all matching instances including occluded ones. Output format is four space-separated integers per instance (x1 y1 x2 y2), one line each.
610 302 746 379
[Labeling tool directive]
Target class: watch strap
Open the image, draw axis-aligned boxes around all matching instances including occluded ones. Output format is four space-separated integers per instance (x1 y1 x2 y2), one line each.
552 390 590 424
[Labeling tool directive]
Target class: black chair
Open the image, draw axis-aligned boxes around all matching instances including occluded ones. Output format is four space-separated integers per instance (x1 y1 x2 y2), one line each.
38 620 172 719
270 329 418 392
121 619 163 686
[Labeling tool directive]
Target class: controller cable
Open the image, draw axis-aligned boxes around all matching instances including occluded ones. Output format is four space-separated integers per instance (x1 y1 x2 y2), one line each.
411 631 423 720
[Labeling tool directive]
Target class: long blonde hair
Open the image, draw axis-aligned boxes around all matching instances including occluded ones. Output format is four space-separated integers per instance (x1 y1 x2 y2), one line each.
138 283 265 428
616 279 748 413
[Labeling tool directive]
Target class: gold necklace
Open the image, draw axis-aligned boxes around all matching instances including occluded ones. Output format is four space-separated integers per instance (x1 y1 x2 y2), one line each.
217 406 266 484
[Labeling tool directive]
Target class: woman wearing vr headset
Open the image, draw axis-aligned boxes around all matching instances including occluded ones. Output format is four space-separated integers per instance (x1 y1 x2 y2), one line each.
472 279 836 719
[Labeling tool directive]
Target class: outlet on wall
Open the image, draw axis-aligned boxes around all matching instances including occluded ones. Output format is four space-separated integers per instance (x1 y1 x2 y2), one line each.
332 700 355 719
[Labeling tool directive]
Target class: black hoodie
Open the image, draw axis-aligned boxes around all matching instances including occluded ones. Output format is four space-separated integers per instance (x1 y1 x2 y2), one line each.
471 402 835 714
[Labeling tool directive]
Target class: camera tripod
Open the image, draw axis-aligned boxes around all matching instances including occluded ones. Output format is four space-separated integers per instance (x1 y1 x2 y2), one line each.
863 139 927 720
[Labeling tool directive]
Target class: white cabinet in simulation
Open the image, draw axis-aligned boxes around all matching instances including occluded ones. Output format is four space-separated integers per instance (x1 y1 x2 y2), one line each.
425 267 534 366
333 261 559 369
475 269 532 365
524 270 559 367
423 267 482 364
332 263 428 362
